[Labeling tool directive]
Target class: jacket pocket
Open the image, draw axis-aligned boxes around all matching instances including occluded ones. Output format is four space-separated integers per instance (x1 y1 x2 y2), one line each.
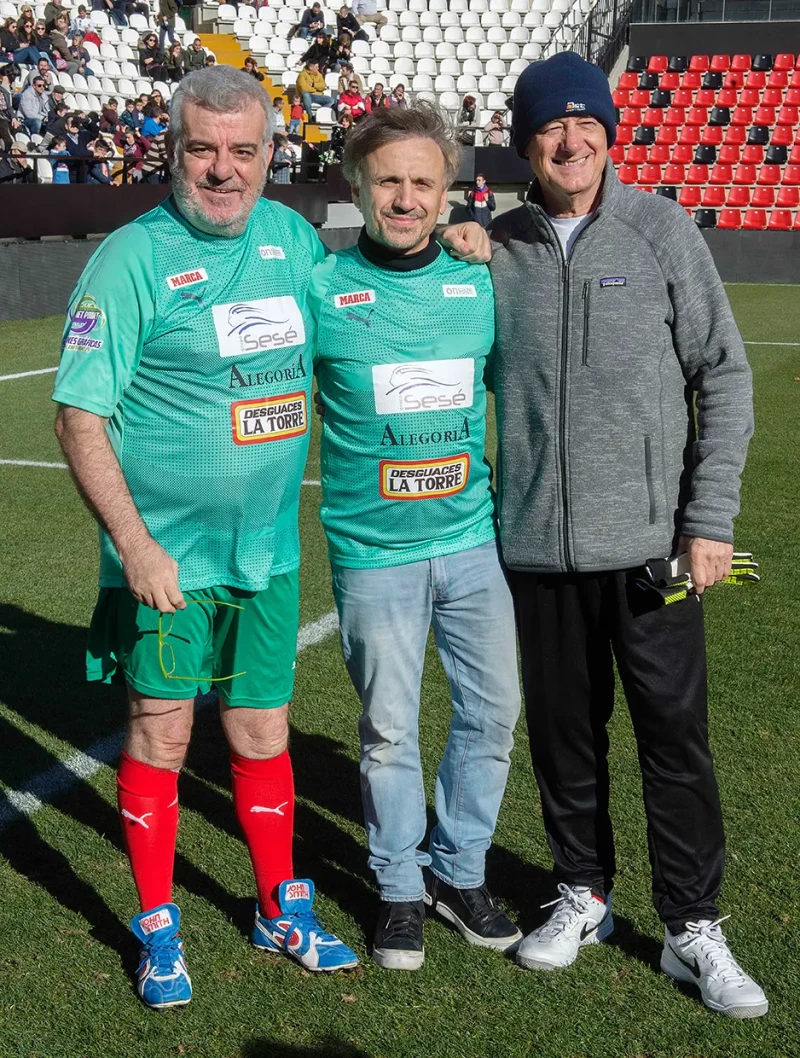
644 434 656 525
581 280 590 365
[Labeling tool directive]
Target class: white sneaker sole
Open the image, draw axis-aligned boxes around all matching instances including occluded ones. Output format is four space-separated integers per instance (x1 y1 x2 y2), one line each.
661 948 769 1018
426 896 523 952
372 946 424 971
516 913 614 971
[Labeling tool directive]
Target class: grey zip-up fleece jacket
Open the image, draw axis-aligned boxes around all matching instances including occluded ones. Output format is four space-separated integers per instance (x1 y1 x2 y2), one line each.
488 161 753 573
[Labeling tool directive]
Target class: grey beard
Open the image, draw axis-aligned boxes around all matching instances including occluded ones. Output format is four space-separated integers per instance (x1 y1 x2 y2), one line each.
171 165 265 238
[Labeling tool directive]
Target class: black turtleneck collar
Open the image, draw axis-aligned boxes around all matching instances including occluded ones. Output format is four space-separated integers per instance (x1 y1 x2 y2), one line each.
357 227 442 271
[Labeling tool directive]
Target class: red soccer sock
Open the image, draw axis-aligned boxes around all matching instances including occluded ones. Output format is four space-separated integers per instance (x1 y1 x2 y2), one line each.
117 750 180 913
230 749 295 919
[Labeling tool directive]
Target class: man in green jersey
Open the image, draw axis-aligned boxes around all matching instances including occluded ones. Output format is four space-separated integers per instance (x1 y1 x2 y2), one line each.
51 67 363 1009
312 105 522 970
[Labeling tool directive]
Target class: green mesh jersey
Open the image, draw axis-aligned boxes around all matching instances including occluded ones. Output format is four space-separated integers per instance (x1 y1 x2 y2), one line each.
52 196 324 591
311 241 497 569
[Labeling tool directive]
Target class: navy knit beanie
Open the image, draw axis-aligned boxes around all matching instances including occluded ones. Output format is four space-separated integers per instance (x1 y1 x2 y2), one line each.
511 52 617 158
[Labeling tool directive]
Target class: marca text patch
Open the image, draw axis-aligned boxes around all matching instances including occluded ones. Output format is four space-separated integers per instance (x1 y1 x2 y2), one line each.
442 284 477 298
372 359 474 415
334 289 376 309
379 454 470 499
231 392 308 445
166 268 208 290
600 276 627 287
213 297 305 358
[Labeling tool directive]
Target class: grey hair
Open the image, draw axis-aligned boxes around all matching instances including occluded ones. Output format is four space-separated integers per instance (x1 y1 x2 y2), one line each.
342 102 462 189
170 66 275 167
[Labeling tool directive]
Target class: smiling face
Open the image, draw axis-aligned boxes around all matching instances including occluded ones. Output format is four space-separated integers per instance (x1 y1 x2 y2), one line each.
352 136 448 255
526 114 607 217
171 99 271 238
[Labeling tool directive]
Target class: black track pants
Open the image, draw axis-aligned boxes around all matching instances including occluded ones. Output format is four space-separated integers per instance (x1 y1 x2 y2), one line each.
511 570 725 935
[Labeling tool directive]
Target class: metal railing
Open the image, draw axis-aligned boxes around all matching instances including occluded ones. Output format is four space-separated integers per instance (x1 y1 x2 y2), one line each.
625 0 799 22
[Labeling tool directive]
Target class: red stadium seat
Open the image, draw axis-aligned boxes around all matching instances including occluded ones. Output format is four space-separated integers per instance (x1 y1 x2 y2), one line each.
702 186 726 206
695 89 716 107
777 105 800 126
639 163 662 184
776 186 800 207
773 53 795 72
770 125 794 146
686 107 709 126
790 71 800 89
716 88 738 107
672 88 694 107
678 125 701 145
719 144 742 164
672 143 694 163
731 106 754 126
733 163 757 184
754 106 777 126
612 89 631 108
709 163 732 184
649 143 671 163
625 143 648 163
621 107 643 126
745 70 766 89
619 71 639 89
783 164 800 185
680 71 701 89
660 72 680 90
762 88 784 106
727 185 751 206
786 87 800 105
794 211 800 230
751 186 776 207
767 70 788 89
609 143 625 165
738 88 761 107
690 54 711 72
724 71 745 90
723 125 746 144
618 164 639 185
663 163 686 184
656 125 678 144
630 88 652 107
742 208 767 229
768 208 793 229
731 54 752 73
742 144 765 164
709 55 730 73
615 124 633 145
679 186 701 207
717 208 742 229
642 107 664 127
790 144 800 164
701 126 723 146
648 55 668 73
758 164 781 185
686 163 709 184
664 106 686 126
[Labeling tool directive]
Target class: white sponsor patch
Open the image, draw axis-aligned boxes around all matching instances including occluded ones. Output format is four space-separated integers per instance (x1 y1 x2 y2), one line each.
442 284 477 298
285 881 311 902
372 359 474 415
213 297 306 358
140 908 174 934
259 245 286 260
334 289 376 309
165 268 208 290
231 392 308 445
380 454 470 499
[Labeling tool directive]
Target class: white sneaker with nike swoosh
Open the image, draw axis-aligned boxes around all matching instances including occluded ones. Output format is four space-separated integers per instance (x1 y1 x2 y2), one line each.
516 883 613 970
661 917 768 1018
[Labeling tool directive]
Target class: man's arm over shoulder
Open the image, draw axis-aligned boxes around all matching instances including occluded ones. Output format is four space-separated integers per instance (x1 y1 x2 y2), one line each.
655 200 753 545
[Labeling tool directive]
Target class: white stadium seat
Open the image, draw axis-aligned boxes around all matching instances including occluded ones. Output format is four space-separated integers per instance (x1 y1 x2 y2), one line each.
487 90 508 108
456 74 478 92
509 25 530 41
479 74 499 91
416 57 437 76
456 42 477 59
434 73 455 92
438 58 460 76
443 26 464 42
486 58 506 76
422 27 442 42
462 58 482 76
411 73 433 91
500 42 520 59
414 41 435 58
394 57 414 76
480 11 500 25
393 40 414 57
400 26 421 41
501 73 519 91
478 41 497 59
465 27 485 42
438 91 460 110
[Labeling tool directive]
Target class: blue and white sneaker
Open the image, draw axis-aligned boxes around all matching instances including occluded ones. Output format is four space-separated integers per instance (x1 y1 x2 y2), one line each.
251 879 359 972
130 903 192 1010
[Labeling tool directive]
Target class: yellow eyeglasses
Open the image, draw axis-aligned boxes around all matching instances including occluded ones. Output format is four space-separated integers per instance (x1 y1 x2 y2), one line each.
157 599 246 682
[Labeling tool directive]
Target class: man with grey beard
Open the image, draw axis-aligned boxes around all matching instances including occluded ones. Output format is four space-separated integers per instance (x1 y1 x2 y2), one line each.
51 67 488 1011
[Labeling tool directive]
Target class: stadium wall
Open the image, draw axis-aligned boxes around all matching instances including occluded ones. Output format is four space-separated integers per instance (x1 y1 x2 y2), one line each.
628 20 800 58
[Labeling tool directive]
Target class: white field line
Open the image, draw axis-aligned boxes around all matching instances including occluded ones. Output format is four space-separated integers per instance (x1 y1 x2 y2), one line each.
0 459 322 486
0 608 339 830
0 366 58 382
744 341 800 347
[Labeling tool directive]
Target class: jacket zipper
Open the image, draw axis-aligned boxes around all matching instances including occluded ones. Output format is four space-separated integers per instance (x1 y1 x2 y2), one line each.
581 280 590 365
558 258 572 569
644 434 657 524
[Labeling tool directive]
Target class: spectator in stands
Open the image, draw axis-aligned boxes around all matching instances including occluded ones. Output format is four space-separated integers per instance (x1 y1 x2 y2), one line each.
457 94 477 145
483 109 508 146
17 15 57 69
336 4 365 43
142 107 169 141
139 33 167 81
40 99 70 145
388 83 407 109
466 172 495 228
85 137 114 183
297 60 336 119
120 126 144 178
337 78 365 120
350 0 387 37
26 57 56 90
185 37 207 72
33 21 58 64
158 0 178 51
145 89 167 117
271 132 292 183
49 134 71 182
93 0 127 29
120 97 144 131
337 61 362 97
0 141 37 183
100 97 120 131
69 33 96 77
18 75 51 136
242 56 264 81
329 106 351 159
43 0 66 31
298 2 326 39
64 112 93 174
330 33 353 71
205 54 216 67
272 95 286 131
50 14 80 73
68 7 99 44
139 113 169 182
0 65 19 150
165 42 186 83
365 82 388 113
1 19 21 63
288 92 303 134
299 32 334 74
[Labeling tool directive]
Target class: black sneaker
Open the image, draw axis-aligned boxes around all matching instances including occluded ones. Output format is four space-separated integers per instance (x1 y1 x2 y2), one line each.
372 900 425 970
423 868 522 951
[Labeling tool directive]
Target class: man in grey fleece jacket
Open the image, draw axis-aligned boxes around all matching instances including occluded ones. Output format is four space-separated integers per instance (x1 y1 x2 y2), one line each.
488 52 767 1019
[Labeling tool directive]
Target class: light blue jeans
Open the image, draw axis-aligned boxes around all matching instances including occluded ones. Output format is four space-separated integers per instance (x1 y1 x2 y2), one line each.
332 539 521 902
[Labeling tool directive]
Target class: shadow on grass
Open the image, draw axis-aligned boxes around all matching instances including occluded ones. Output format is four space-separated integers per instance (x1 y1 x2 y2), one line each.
241 1039 371 1058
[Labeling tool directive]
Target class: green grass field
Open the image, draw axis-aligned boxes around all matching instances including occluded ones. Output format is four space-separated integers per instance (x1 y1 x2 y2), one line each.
0 285 798 1058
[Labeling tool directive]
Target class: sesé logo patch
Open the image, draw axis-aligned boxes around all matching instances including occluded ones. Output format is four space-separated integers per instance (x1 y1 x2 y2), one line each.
213 297 305 358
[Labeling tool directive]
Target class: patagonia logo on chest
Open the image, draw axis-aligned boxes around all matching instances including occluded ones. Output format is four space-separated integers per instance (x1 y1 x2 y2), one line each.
599 277 626 288
334 289 376 308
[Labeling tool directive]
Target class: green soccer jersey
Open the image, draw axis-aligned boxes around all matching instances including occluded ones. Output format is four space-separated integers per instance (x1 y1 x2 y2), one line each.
312 235 497 569
52 196 324 592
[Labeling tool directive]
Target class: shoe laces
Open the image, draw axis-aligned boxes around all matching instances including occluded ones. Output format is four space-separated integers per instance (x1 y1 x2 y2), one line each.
382 903 423 942
145 935 184 977
461 884 498 924
289 910 339 945
678 916 747 984
537 883 597 939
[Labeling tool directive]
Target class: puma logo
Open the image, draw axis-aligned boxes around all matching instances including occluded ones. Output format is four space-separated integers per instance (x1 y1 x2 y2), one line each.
121 809 153 829
250 802 289 816
346 308 375 328
180 290 205 304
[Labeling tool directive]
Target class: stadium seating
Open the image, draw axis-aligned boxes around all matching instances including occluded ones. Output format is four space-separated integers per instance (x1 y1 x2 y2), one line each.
612 52 800 230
